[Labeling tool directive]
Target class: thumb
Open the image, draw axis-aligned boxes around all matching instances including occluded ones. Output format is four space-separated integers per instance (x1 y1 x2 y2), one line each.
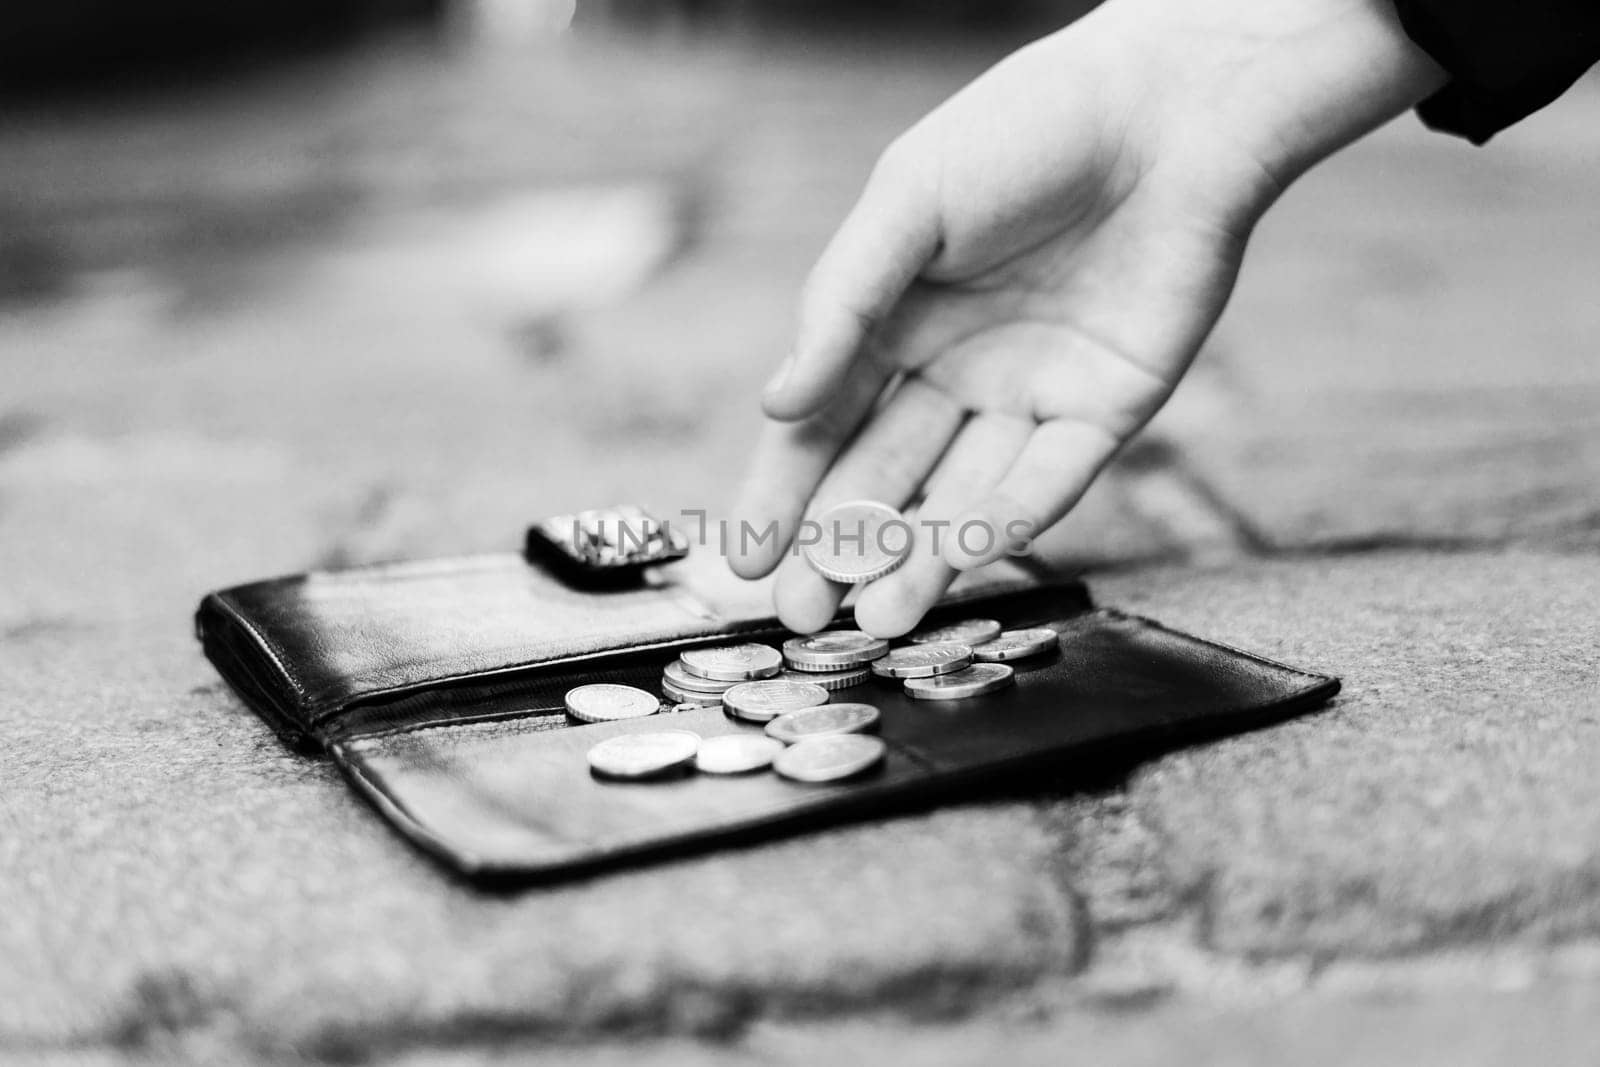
763 142 941 421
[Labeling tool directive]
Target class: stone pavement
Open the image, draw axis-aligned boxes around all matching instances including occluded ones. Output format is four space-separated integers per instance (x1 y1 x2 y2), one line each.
3 16 1599 1066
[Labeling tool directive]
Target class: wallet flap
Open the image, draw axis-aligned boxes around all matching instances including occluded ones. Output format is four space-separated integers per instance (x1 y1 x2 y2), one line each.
331 608 1339 882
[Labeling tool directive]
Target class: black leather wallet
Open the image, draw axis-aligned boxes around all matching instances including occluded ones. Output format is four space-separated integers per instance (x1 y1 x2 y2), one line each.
195 550 1339 883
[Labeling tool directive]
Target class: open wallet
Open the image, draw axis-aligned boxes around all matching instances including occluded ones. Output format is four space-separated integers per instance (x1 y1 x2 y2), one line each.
194 513 1340 884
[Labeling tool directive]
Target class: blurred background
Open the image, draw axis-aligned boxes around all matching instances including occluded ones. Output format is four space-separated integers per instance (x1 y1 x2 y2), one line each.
0 0 1116 626
3 0 1597 620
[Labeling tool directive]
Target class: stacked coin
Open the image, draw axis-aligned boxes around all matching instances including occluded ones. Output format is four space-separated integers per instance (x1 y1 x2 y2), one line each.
764 701 879 744
875 620 1062 701
870 642 973 679
722 678 830 723
780 629 887 690
968 627 1060 662
660 642 782 707
660 659 736 707
904 662 1015 700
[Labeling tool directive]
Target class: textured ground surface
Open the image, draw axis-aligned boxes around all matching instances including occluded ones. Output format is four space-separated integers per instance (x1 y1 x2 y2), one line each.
3 12 1599 1066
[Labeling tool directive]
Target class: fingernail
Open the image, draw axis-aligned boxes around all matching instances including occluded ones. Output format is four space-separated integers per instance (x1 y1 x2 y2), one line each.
762 350 796 401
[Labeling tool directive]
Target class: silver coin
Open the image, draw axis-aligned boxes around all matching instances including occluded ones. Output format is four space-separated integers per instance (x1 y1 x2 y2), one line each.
801 500 912 584
870 643 973 679
661 677 725 707
774 734 887 783
764 702 880 745
783 630 890 670
778 666 871 691
970 627 1059 662
587 730 700 779
908 618 1002 647
565 683 661 723
694 734 785 775
663 658 737 694
904 663 1015 700
721 679 830 722
679 643 784 682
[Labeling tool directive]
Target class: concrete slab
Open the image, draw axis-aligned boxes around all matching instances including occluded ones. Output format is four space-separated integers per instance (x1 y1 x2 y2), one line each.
1096 549 1600 958
0 623 1086 1053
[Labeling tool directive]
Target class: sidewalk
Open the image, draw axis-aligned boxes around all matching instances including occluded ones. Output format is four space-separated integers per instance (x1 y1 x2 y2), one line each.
2 22 1598 1065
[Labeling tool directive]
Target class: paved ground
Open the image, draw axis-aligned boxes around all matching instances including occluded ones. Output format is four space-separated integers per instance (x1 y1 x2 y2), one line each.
3 12 1599 1065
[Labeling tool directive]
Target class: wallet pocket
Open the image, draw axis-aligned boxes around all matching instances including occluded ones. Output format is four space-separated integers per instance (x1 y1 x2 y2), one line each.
330 607 1337 882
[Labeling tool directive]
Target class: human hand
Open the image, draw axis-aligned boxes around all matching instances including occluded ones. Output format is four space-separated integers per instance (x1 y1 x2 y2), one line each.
729 0 1444 635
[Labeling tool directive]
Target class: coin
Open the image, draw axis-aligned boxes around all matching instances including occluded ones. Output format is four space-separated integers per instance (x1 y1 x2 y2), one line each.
679 643 784 682
663 659 737 694
565 683 661 723
870 643 973 679
970 627 1059 662
587 730 700 779
783 630 890 670
774 734 887 782
779 666 871 691
661 678 726 707
908 618 1002 647
721 679 830 722
904 663 1015 700
694 734 785 775
764 702 880 745
802 500 913 584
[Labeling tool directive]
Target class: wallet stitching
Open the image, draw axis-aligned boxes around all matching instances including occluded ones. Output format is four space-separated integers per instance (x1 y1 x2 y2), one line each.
345 709 572 746
209 591 309 701
332 744 482 865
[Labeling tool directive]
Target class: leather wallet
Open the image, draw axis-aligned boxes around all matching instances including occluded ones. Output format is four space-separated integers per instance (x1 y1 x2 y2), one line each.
195 549 1339 883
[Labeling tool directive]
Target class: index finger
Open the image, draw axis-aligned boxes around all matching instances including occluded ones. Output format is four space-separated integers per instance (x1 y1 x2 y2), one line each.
761 140 941 421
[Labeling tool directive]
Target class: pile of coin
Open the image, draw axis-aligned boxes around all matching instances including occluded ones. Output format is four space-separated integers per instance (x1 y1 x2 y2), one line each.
575 617 1063 786
586 726 889 783
659 641 783 708
582 673 886 783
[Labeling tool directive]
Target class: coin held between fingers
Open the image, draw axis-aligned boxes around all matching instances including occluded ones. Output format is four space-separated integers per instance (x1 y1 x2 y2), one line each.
802 500 912 584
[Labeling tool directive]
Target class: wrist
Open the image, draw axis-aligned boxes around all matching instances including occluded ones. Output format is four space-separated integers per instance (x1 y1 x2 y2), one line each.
1088 0 1447 191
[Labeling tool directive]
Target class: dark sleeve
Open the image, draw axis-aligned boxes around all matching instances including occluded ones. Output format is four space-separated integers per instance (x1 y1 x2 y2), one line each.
1393 0 1600 143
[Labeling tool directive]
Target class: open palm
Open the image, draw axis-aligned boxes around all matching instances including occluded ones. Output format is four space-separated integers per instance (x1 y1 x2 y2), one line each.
728 0 1438 635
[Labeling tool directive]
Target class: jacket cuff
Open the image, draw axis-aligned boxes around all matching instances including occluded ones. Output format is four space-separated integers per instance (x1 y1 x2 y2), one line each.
1394 0 1599 144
